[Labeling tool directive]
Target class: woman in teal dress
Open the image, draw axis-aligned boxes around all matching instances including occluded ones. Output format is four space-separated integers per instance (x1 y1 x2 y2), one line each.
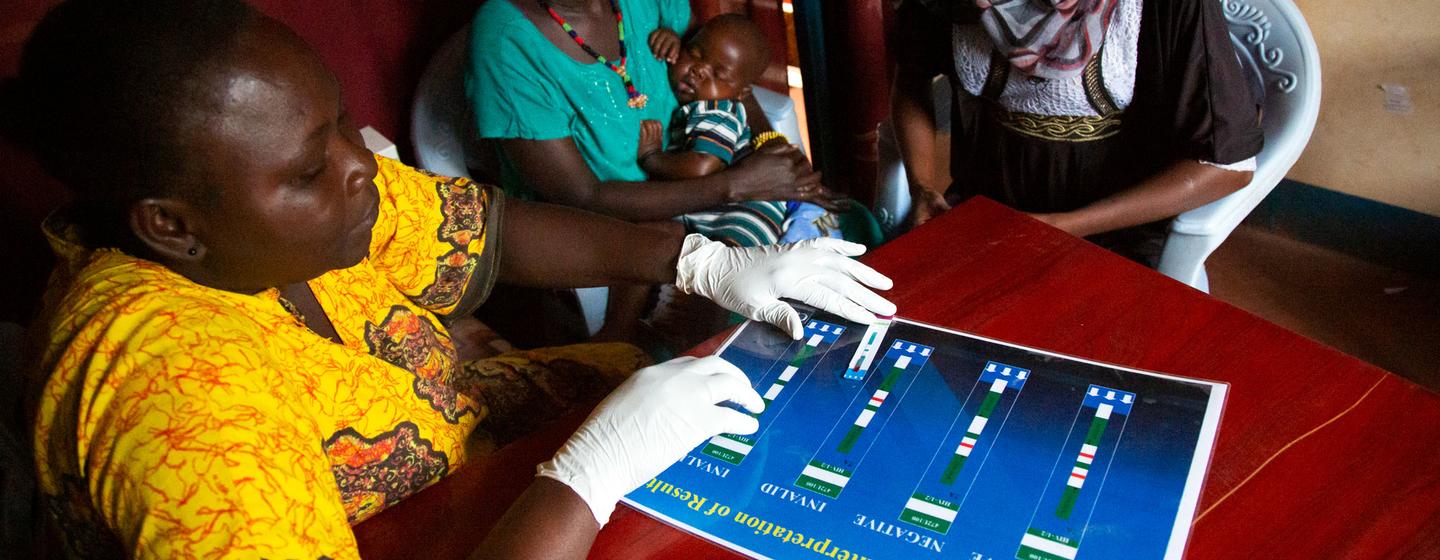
466 0 831 218
466 0 841 341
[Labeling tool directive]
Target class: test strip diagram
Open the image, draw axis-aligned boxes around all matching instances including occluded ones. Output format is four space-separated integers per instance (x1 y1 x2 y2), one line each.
899 361 1031 534
795 340 933 499
1016 385 1136 560
701 320 845 465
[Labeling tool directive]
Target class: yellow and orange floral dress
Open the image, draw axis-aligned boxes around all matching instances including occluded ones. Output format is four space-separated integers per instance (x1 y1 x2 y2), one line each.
31 156 646 559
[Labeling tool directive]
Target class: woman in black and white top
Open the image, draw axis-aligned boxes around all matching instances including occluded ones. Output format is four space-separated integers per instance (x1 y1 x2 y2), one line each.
892 0 1263 264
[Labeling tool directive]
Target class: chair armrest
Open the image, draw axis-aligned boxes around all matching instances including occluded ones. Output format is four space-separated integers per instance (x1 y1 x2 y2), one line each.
1174 0 1322 238
1171 172 1276 237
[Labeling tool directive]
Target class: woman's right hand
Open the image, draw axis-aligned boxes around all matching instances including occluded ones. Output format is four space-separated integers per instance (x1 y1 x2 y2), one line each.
535 356 763 526
907 185 951 227
725 142 845 211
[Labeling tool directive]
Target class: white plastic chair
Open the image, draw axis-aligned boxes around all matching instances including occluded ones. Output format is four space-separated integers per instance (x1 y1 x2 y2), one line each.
412 26 474 180
873 119 913 236
1157 0 1321 291
872 0 1322 292
412 26 806 334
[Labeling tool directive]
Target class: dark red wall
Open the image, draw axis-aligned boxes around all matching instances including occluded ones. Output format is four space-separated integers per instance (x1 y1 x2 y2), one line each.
3 0 72 324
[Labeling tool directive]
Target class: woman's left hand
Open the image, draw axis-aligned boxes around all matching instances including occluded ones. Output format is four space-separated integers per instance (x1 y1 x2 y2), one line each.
673 234 896 339
537 355 762 526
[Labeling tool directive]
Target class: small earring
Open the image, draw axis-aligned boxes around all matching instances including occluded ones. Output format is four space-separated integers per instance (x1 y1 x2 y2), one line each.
187 247 198 256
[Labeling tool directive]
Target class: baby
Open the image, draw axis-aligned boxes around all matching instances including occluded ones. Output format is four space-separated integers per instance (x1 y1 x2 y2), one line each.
642 14 840 243
639 14 772 179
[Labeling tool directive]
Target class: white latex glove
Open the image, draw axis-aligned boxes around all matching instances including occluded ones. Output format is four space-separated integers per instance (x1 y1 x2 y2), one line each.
536 355 763 526
673 233 897 339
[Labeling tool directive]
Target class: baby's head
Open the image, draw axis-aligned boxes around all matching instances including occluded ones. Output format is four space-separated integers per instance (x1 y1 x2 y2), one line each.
669 14 771 104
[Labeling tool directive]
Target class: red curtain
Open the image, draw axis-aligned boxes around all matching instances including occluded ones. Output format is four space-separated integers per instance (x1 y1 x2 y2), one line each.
818 0 892 203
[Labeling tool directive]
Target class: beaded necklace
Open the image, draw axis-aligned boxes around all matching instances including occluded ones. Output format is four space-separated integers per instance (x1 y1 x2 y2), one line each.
538 0 648 109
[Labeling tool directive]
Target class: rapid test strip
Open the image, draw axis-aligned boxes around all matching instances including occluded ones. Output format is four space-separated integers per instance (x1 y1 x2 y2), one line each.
843 315 894 381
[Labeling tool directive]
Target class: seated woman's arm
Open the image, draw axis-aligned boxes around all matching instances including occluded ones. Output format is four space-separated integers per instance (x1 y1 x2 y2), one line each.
501 135 843 221
497 196 684 288
497 194 896 334
1031 160 1252 237
640 150 727 180
475 478 599 559
473 196 895 559
889 0 957 226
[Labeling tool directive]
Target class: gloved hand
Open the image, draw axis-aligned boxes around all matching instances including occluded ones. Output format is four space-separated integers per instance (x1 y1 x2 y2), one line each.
536 355 763 526
673 233 897 339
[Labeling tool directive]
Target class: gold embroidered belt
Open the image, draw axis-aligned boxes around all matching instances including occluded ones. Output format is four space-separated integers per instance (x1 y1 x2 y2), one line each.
990 107 1123 143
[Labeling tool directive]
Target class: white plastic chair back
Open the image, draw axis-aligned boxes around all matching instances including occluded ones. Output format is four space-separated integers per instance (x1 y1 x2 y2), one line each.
874 120 912 235
1157 0 1322 290
412 25 474 180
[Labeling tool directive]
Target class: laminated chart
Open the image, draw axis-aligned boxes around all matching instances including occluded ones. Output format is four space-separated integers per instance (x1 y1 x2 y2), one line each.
795 340 933 498
622 311 1224 560
1016 385 1136 560
899 361 1031 534
701 319 846 465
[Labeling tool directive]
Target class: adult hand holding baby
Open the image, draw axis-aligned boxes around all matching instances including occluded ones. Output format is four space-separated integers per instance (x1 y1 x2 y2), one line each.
725 142 847 212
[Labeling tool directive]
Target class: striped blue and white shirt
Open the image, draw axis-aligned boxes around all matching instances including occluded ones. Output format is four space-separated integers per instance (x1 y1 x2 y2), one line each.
672 99 751 165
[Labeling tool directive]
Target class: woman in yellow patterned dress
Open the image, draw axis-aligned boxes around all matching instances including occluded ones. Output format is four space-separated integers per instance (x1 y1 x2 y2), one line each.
1 1 895 558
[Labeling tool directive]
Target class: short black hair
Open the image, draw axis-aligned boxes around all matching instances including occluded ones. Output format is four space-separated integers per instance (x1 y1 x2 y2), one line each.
699 14 771 86
0 0 258 248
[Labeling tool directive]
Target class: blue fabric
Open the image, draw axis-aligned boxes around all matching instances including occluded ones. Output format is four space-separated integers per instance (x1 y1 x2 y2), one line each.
779 202 843 243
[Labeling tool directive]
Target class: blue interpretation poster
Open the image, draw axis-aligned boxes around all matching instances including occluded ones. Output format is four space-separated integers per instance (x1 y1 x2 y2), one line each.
622 308 1226 560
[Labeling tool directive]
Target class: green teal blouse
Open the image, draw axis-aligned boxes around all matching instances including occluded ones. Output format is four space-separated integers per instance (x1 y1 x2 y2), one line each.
466 0 690 198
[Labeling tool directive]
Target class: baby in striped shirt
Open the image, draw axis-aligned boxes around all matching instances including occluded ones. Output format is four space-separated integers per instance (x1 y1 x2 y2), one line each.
637 14 771 180
640 14 842 245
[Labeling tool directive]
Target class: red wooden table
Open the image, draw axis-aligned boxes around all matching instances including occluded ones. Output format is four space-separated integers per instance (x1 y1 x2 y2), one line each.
356 198 1440 558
